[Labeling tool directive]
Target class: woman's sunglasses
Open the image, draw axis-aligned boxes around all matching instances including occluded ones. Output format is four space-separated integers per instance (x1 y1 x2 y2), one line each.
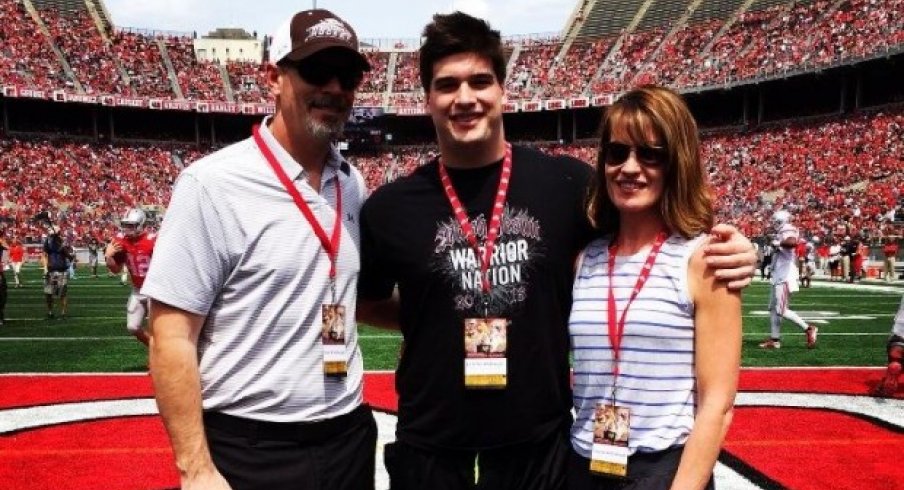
603 142 668 167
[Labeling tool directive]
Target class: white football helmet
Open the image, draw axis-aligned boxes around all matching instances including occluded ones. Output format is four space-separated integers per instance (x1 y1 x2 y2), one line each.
121 208 147 237
771 210 791 230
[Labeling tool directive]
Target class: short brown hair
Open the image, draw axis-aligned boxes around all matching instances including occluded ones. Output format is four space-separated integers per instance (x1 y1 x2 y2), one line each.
419 12 506 91
588 85 713 238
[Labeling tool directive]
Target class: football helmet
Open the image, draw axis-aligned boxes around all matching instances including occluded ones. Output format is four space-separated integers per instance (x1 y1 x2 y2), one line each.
771 210 791 230
120 208 147 237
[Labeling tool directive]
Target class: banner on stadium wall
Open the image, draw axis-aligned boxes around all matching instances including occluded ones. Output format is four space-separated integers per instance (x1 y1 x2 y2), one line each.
208 102 240 114
396 107 426 116
115 97 148 108
521 101 541 112
592 94 614 107
19 89 47 99
4 87 602 115
545 99 566 111
239 103 275 115
163 100 195 111
67 94 98 104
570 97 589 109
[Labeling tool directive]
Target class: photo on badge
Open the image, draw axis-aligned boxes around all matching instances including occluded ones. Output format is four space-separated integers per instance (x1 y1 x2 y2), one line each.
464 317 507 357
321 304 346 345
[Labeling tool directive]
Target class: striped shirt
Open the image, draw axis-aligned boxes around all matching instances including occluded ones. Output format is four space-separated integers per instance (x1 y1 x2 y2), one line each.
143 119 367 423
569 233 705 457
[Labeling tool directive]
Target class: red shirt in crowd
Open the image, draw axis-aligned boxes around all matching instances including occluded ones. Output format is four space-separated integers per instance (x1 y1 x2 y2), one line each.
9 244 24 263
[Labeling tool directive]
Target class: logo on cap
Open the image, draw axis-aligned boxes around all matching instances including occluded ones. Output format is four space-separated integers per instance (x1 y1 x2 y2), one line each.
307 18 354 43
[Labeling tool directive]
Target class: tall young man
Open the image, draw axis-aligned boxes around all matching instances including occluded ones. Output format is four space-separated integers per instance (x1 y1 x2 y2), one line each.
357 12 756 489
105 208 156 346
759 210 818 349
143 9 376 490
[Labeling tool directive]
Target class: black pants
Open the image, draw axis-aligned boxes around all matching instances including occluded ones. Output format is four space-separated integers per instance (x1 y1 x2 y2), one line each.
567 446 714 490
203 404 377 490
385 422 571 490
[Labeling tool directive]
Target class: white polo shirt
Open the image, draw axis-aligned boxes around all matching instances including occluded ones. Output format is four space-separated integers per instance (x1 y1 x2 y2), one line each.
143 119 367 423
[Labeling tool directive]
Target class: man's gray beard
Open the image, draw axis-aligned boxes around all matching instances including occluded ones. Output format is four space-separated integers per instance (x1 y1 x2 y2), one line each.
305 115 345 142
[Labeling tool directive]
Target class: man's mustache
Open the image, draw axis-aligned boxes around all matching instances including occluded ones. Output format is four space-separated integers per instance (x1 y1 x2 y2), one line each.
309 95 349 112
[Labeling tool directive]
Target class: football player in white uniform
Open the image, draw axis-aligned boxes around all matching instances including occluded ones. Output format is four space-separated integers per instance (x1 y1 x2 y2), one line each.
759 210 818 349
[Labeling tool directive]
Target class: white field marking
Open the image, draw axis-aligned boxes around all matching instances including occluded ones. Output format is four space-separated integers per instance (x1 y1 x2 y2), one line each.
747 310 886 322
750 278 904 294
742 332 887 337
735 392 904 428
0 399 764 490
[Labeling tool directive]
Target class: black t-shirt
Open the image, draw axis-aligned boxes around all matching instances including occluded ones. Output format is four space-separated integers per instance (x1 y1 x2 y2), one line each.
359 145 595 451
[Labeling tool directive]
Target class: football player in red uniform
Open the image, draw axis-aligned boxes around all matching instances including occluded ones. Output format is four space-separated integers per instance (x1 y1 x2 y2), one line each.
105 208 156 345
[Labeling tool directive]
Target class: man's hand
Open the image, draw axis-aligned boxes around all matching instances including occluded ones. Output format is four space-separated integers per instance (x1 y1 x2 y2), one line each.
105 242 122 260
181 467 233 490
704 224 756 290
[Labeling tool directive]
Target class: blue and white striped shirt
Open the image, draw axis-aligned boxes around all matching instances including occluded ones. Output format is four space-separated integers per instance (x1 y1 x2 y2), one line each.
569 233 705 457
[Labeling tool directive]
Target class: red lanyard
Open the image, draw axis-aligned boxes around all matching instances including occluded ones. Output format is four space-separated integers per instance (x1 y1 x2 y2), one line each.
606 231 669 398
252 125 342 281
438 143 512 295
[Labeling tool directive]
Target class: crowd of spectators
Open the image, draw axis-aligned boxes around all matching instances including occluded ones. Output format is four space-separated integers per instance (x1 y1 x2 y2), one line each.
592 27 667 94
505 39 560 100
0 137 187 245
639 18 723 88
543 38 613 98
344 108 902 245
2 0 902 104
0 0 72 91
704 108 903 240
165 36 227 101
38 8 128 95
225 61 270 103
111 31 174 98
0 107 900 247
391 52 420 93
359 51 390 93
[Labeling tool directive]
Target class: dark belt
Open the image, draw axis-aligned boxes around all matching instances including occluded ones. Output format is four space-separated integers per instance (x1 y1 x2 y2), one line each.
203 404 372 443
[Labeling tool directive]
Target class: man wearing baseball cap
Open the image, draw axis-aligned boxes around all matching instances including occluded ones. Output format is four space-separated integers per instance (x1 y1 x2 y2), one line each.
144 9 375 490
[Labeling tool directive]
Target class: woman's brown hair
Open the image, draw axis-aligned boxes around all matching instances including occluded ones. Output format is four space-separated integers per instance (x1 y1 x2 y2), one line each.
587 85 713 238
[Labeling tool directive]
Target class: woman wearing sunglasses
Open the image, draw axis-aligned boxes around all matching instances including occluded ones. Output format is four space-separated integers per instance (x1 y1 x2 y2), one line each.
567 86 741 489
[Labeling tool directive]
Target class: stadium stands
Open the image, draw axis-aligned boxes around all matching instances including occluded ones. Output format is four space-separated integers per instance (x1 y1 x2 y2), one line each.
0 0 901 102
0 0 901 247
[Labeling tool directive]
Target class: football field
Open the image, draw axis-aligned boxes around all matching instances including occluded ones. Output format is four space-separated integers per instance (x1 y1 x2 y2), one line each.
0 265 900 372
0 266 902 489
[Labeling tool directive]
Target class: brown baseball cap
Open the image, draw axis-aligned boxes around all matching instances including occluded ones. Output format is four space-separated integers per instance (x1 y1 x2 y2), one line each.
270 9 370 70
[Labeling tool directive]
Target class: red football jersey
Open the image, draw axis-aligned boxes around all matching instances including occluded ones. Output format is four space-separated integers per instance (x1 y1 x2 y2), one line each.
112 231 156 288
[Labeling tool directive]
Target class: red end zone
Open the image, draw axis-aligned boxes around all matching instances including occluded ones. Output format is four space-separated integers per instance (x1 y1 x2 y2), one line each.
0 369 901 490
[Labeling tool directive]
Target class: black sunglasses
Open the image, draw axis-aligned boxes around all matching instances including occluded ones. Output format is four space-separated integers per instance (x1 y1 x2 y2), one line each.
290 60 364 91
603 142 668 167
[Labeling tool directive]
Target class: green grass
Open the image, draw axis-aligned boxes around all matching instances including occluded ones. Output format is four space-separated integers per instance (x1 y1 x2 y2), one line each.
0 266 900 372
